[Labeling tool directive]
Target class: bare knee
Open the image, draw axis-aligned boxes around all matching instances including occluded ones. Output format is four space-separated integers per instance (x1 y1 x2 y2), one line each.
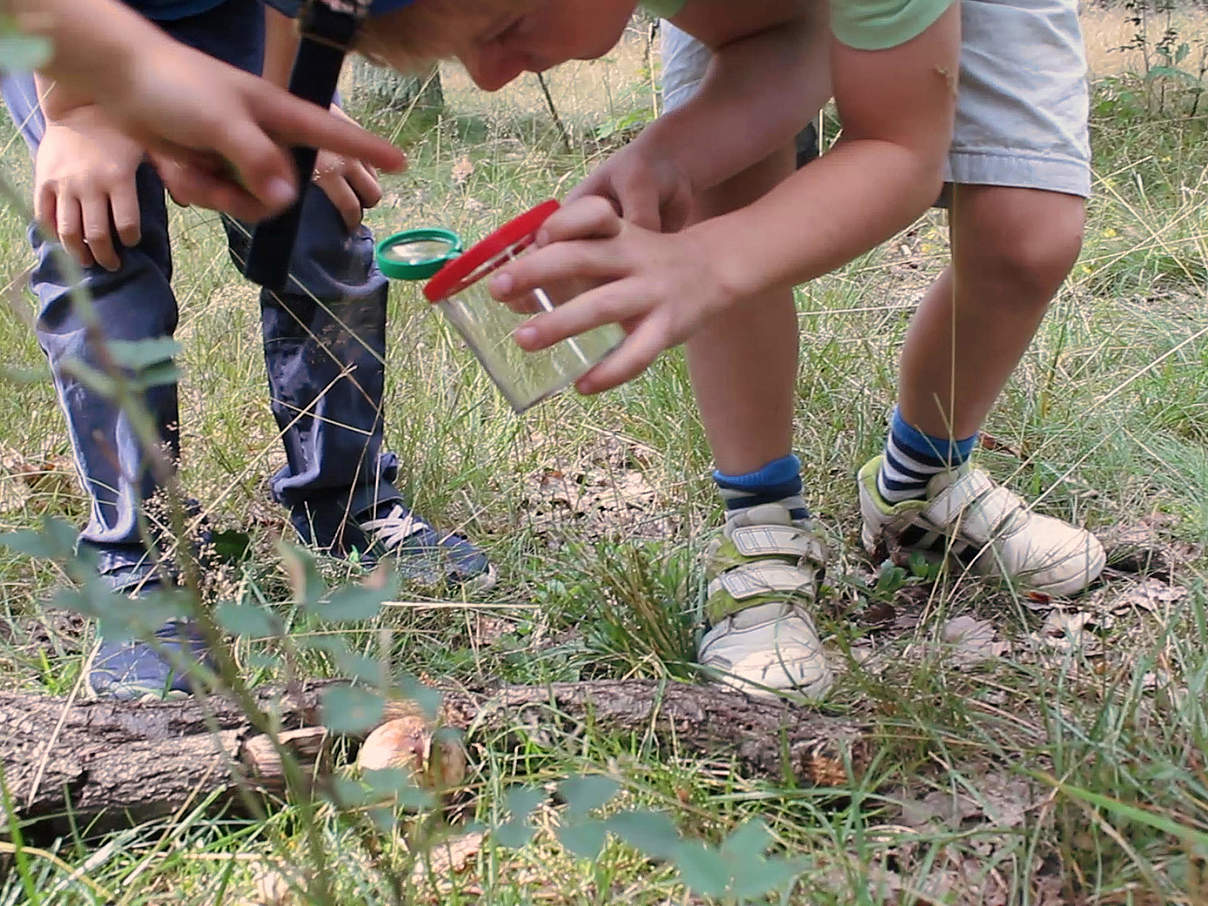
953 186 1086 303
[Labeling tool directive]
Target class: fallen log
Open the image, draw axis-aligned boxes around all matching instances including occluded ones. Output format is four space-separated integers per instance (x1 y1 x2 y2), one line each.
1 680 867 828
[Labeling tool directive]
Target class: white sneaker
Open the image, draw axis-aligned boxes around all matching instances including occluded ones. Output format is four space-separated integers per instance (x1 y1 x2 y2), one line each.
698 502 834 700
858 456 1105 596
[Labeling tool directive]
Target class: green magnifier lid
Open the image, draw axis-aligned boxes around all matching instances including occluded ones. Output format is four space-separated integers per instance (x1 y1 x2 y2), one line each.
375 228 463 281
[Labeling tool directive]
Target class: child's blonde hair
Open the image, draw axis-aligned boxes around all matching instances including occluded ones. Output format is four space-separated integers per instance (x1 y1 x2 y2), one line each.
356 0 509 74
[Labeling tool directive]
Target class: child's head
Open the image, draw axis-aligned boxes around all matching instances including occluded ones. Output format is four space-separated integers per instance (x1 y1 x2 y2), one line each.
358 0 638 90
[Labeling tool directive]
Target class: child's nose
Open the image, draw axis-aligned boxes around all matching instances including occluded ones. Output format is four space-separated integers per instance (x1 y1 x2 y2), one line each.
464 47 528 92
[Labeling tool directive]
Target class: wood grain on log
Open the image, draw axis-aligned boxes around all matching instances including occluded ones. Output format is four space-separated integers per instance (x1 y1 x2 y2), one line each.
1 680 866 827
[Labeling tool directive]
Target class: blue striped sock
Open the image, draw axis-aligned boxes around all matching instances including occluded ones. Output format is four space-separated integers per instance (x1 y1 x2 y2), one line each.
877 408 977 504
714 454 809 523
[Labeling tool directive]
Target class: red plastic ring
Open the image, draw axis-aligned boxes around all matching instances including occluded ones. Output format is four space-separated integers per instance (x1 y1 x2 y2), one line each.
423 199 560 302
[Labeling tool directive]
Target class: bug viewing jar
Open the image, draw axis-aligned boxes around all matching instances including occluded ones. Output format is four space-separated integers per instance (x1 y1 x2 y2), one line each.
409 201 624 413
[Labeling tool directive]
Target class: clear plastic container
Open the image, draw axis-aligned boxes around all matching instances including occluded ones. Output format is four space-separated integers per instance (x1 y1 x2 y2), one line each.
422 201 624 413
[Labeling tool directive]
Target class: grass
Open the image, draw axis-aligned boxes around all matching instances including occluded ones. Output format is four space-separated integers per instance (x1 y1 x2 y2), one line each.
3 12 1208 905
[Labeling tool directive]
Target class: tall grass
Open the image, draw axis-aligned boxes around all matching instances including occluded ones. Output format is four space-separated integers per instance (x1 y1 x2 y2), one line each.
2 14 1208 903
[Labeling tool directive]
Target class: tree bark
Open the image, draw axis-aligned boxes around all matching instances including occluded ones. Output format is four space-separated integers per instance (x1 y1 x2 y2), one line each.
1 680 866 828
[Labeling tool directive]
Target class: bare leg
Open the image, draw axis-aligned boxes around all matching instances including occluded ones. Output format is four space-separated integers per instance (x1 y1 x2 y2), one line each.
898 184 1085 439
685 144 798 474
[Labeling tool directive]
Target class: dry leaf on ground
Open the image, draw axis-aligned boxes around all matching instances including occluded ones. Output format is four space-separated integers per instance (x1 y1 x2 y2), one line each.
521 434 679 543
1029 610 1102 656
410 832 485 890
942 616 1010 666
1111 578 1189 613
899 773 1035 832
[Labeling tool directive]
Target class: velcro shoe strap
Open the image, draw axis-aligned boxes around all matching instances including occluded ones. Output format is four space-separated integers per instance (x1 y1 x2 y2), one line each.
728 523 827 565
922 472 1023 546
707 559 814 614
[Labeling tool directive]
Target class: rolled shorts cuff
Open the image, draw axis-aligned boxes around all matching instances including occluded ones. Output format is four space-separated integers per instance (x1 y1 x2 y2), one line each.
946 149 1091 199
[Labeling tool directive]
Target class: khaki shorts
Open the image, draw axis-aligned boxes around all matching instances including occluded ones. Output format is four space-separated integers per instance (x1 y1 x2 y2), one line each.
661 0 1091 198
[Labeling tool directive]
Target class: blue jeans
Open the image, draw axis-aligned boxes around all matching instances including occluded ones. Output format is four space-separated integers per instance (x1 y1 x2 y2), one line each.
2 0 402 586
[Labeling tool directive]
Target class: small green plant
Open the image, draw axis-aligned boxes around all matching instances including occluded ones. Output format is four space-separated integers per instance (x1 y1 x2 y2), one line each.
1114 0 1208 116
578 540 700 682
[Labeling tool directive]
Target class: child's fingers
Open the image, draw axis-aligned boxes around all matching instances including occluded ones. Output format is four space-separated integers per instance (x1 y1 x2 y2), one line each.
56 196 94 269
512 282 642 353
490 238 621 303
34 183 57 244
211 120 299 217
316 175 363 232
254 91 407 175
535 197 623 246
564 170 622 214
82 189 120 271
614 170 662 232
657 190 693 235
156 158 276 223
575 321 667 395
345 160 382 210
110 180 142 251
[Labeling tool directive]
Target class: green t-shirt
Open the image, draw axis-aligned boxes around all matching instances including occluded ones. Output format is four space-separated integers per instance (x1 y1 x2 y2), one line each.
642 0 688 16
829 0 952 50
640 0 952 51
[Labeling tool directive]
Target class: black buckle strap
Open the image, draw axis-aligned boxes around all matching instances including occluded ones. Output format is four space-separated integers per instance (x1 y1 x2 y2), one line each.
244 1 366 289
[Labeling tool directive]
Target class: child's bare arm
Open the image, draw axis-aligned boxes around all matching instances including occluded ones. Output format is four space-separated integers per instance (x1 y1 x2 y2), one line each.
699 10 960 296
570 1 826 233
493 4 960 394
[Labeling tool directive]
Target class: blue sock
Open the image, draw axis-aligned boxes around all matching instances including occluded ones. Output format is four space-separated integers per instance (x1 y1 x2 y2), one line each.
877 408 977 504
714 454 809 523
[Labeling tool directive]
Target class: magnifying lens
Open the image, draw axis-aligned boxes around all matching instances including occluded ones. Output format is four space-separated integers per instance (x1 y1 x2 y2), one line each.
375 228 463 281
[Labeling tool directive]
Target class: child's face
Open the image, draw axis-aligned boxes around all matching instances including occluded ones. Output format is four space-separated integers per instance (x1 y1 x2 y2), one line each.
366 0 637 91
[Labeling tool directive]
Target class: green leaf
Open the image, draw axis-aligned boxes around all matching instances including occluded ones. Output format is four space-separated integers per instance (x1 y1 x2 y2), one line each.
95 589 199 644
335 651 386 685
730 857 806 900
278 542 326 607
59 358 118 399
247 651 282 671
302 637 388 683
557 819 608 859
1145 65 1198 83
0 518 78 560
215 601 280 638
397 674 442 720
719 819 770 864
362 767 434 809
315 582 393 623
0 363 51 385
135 361 180 389
493 818 535 849
300 635 352 659
605 810 681 860
106 338 181 372
492 785 545 847
327 776 371 809
320 685 384 735
504 786 545 822
558 775 619 818
0 32 52 72
673 841 730 898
